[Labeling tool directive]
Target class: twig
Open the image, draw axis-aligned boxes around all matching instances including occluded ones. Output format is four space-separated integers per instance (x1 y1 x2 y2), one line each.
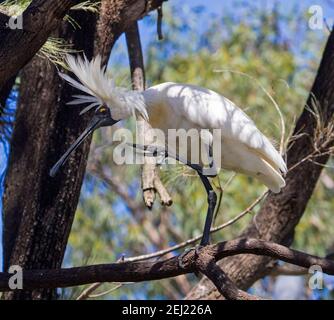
88 283 124 298
123 191 267 263
270 264 307 277
157 6 163 40
87 165 168 247
2 237 334 301
213 69 286 155
76 256 128 300
76 283 102 300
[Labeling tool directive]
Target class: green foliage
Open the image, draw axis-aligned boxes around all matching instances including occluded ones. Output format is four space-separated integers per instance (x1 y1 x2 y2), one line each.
0 1 100 66
64 2 333 299
0 0 30 15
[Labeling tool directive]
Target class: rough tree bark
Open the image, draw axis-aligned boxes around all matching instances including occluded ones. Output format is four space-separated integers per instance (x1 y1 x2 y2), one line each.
2 0 165 300
0 0 16 108
0 76 15 108
0 0 165 118
2 10 99 300
0 0 81 88
187 29 334 299
125 21 172 208
0 1 78 137
95 0 166 64
1 237 333 300
0 75 16 139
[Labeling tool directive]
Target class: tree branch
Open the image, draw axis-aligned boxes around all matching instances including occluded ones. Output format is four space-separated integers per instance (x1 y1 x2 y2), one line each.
125 19 172 208
2 0 168 300
122 191 266 263
270 264 307 277
195 251 261 300
1 238 333 300
0 0 80 88
125 21 146 90
0 0 166 88
188 23 334 300
94 0 166 64
0 11 9 28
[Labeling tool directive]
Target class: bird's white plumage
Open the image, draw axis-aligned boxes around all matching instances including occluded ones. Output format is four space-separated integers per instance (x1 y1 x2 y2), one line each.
143 82 286 192
60 55 287 193
60 55 149 120
144 82 287 171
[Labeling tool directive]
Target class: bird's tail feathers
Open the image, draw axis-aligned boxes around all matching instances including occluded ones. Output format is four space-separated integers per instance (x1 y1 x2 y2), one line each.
255 158 286 193
252 142 287 175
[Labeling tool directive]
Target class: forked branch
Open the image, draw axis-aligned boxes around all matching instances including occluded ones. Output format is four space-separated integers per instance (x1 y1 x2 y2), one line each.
125 20 172 208
1 238 333 300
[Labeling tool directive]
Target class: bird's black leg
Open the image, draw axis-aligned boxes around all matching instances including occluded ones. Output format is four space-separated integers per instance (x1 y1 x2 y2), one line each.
174 143 218 246
173 159 217 268
197 174 217 246
129 143 218 247
204 143 223 224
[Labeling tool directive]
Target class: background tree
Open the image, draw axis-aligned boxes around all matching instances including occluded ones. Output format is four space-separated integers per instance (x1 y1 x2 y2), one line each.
1 0 334 300
0 0 166 300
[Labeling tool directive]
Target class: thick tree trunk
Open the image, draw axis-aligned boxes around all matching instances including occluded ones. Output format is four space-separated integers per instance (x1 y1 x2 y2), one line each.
0 0 80 88
2 0 165 300
187 29 334 299
2 11 99 300
0 76 16 139
0 0 17 125
0 76 16 108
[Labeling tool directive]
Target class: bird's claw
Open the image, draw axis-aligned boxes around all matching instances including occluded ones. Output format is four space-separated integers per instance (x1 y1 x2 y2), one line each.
117 253 126 263
178 244 203 269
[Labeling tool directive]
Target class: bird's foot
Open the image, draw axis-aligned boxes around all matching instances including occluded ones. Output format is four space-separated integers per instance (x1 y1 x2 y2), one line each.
178 244 203 269
117 253 126 263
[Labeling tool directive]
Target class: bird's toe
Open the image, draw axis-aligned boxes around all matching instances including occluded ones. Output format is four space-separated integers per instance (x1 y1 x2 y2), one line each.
178 245 203 269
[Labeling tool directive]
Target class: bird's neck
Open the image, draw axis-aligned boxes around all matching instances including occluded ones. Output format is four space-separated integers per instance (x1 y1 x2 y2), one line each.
127 90 148 120
111 90 148 121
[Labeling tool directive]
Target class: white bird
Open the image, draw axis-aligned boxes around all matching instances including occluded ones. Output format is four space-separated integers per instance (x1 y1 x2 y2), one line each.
50 55 287 247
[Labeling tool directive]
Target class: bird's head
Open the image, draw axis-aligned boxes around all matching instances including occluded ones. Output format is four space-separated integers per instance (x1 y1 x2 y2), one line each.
49 104 119 178
49 54 148 177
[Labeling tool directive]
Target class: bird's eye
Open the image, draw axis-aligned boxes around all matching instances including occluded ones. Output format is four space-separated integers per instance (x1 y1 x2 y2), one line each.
98 107 107 114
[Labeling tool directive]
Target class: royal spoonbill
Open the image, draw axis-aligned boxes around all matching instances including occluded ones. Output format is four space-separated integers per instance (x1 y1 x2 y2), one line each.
50 55 287 248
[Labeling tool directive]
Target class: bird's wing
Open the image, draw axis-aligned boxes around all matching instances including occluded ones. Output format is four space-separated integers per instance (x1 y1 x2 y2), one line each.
152 82 287 174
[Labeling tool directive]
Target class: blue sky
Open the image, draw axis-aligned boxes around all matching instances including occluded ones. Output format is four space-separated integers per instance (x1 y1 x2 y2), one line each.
0 0 227 269
1 0 334 280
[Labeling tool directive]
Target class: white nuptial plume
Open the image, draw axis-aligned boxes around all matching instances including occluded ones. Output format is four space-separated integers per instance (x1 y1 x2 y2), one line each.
59 55 149 120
